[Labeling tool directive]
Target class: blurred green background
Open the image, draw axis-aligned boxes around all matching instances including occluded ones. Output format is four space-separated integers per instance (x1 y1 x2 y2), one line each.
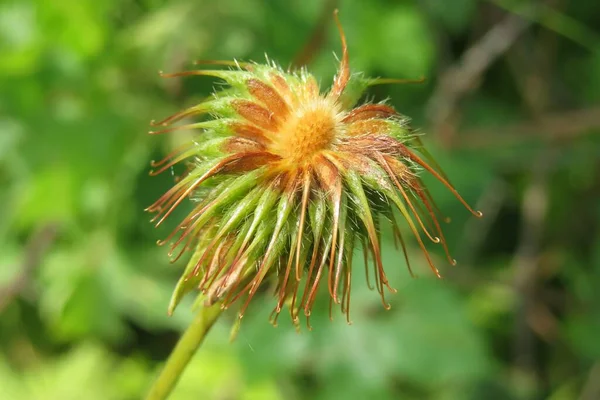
1 0 600 399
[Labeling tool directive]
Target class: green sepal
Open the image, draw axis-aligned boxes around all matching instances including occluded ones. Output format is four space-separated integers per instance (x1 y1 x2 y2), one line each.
209 186 264 243
387 120 414 142
167 171 264 314
190 219 254 311
356 157 397 194
202 70 255 92
331 189 350 293
189 97 238 119
338 72 371 110
189 136 229 157
344 170 377 231
239 187 280 249
251 191 296 279
360 159 424 239
185 170 261 235
168 225 218 315
256 219 292 282
308 191 327 242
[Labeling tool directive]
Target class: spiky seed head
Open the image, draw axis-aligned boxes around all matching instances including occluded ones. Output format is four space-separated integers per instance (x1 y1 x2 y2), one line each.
147 10 482 329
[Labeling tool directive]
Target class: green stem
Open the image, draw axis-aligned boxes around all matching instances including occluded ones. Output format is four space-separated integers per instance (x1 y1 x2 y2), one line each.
145 305 223 400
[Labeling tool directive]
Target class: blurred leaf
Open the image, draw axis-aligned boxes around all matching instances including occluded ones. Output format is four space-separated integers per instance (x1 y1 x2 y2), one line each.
37 0 109 58
16 165 76 229
0 343 148 400
424 0 477 34
0 1 40 76
375 5 436 77
167 325 283 400
1 0 599 398
39 232 128 343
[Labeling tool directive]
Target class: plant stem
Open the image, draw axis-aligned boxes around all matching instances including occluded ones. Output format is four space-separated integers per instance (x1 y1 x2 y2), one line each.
145 305 223 400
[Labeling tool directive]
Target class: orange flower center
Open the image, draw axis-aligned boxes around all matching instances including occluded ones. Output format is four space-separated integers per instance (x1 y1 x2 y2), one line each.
270 98 339 164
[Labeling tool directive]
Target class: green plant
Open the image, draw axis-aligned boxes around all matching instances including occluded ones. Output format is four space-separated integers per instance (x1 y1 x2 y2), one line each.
144 10 481 400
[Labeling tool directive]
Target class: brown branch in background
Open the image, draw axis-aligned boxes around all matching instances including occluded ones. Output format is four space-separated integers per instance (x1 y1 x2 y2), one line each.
444 179 509 290
508 3 561 386
458 179 509 266
426 13 530 146
0 224 59 313
527 300 559 343
511 149 555 372
581 362 600 400
453 105 600 149
291 0 338 68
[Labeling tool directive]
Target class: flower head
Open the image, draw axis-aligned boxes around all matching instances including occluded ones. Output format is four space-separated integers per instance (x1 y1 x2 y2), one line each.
147 11 482 328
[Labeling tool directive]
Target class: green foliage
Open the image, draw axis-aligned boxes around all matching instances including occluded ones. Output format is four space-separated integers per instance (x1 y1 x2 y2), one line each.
1 0 599 399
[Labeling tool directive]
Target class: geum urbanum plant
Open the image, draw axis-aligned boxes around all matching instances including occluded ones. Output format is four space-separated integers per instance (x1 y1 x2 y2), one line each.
144 10 482 400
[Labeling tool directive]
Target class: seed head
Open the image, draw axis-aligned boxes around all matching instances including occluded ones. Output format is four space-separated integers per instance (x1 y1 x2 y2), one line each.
147 11 482 329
